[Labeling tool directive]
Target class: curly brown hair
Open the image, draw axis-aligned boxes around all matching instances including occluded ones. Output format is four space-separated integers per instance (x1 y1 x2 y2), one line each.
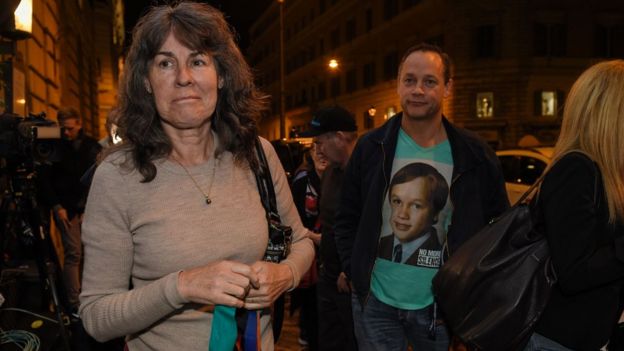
110 1 267 182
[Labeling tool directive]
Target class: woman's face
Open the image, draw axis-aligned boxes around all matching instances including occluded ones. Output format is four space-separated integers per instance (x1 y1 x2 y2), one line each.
145 32 222 131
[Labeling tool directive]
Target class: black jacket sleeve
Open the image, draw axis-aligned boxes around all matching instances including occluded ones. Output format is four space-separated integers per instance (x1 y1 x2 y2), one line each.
334 138 365 278
541 153 624 294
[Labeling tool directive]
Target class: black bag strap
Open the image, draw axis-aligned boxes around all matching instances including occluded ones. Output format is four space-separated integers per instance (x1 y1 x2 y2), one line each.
515 173 546 205
243 139 287 343
254 139 281 224
516 150 599 206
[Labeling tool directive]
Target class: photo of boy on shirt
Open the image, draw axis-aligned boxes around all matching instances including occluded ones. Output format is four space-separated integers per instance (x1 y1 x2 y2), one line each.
378 162 449 267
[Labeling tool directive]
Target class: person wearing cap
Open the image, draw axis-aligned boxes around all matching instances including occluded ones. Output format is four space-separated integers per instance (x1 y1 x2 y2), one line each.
300 105 358 351
334 43 509 350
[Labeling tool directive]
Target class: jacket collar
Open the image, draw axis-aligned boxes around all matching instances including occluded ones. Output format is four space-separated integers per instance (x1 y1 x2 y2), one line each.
370 112 402 145
442 117 485 175
369 112 485 175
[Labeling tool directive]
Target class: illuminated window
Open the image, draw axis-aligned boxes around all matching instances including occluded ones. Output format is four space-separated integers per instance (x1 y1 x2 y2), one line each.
385 106 396 120
541 91 556 116
476 92 494 118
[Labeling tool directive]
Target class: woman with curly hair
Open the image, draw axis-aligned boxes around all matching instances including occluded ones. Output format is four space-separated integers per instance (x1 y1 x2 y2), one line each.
78 2 313 350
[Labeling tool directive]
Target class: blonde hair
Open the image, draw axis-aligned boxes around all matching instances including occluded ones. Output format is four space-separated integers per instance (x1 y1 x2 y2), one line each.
550 60 624 223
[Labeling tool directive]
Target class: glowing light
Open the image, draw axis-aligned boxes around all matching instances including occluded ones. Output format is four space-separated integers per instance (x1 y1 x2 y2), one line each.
14 0 33 34
328 59 339 70
368 106 377 117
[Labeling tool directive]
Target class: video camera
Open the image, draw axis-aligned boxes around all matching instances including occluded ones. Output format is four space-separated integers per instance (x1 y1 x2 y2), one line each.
0 112 62 176
0 112 73 350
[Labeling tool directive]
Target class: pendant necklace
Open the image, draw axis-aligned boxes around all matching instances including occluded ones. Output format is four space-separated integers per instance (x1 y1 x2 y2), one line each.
174 157 217 205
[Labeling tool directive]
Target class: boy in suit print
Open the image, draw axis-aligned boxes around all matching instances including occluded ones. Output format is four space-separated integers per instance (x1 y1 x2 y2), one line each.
379 162 449 266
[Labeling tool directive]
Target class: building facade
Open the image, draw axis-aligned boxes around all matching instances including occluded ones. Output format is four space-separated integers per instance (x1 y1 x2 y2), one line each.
0 0 124 139
249 0 624 148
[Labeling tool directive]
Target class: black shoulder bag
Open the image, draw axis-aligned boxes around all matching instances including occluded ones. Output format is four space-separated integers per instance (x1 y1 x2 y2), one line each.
253 139 293 341
432 152 598 351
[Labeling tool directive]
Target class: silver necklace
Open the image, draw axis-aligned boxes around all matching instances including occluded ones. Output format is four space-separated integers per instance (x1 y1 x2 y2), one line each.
173 157 217 205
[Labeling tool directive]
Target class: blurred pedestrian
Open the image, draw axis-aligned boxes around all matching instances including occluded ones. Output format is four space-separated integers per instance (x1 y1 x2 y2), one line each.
78 3 313 350
38 106 102 316
290 143 327 349
523 60 624 351
301 105 359 351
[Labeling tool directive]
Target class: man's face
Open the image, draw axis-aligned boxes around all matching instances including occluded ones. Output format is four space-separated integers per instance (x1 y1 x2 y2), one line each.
389 177 436 243
310 144 328 174
62 118 82 141
313 132 343 165
397 51 451 122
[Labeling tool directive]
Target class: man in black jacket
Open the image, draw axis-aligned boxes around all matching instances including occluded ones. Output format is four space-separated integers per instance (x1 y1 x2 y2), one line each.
38 107 102 314
334 43 509 350
301 105 359 351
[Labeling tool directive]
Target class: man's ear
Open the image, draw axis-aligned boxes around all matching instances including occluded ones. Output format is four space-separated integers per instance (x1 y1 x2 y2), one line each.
443 78 453 98
432 214 439 225
335 131 345 143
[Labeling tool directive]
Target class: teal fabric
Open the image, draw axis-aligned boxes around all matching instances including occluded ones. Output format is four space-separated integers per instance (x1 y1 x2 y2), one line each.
395 129 453 164
373 127 454 310
209 305 238 350
371 258 438 310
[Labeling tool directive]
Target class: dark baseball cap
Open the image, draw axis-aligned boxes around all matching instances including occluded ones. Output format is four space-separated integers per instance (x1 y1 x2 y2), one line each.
299 105 357 137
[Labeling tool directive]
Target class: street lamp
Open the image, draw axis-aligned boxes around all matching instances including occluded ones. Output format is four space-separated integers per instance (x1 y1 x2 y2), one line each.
368 105 377 117
277 0 286 140
1 0 33 114
328 58 339 70
1 0 33 40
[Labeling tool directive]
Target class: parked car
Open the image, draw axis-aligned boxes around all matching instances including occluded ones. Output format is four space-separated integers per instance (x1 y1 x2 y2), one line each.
496 147 553 205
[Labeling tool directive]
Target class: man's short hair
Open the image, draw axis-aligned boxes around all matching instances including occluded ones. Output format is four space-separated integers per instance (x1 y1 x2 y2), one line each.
388 162 449 215
57 107 81 124
398 43 453 84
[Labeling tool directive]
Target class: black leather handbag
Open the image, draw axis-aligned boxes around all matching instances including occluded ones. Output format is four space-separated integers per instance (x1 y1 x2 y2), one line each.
432 172 554 351
433 152 599 351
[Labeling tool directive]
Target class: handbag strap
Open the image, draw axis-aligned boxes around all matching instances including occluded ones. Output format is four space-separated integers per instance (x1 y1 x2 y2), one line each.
515 171 547 205
254 139 281 223
516 150 599 206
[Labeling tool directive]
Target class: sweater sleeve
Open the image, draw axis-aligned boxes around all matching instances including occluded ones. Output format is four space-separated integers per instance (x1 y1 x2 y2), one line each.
541 154 624 294
260 138 314 289
79 159 186 342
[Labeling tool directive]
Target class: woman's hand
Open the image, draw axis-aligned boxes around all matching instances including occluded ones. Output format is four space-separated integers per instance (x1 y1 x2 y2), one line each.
243 262 293 310
177 260 259 308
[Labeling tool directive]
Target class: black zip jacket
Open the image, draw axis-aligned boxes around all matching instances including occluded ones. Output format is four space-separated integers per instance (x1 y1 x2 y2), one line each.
38 131 102 218
334 113 509 304
534 153 624 350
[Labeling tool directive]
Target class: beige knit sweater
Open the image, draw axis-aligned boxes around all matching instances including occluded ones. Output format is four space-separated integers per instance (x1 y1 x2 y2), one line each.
79 137 314 350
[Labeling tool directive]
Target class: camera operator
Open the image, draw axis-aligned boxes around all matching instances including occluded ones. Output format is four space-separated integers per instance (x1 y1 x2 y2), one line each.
37 107 102 316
